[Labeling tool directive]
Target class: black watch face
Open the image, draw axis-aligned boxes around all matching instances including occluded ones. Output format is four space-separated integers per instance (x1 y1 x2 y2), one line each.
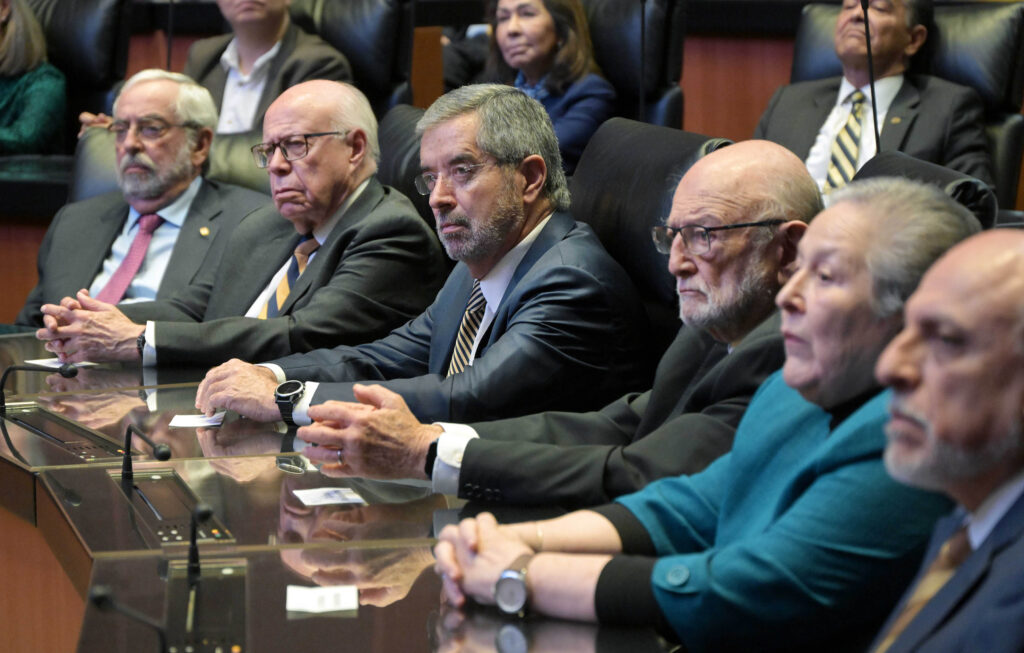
495 574 527 614
276 380 303 399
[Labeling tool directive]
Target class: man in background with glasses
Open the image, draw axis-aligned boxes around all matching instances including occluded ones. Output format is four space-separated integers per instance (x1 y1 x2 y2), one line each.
18 69 265 328
196 84 650 433
34 80 444 368
263 140 821 508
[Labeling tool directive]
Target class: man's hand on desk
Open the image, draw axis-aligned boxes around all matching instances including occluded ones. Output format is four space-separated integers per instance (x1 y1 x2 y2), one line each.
37 290 143 362
195 359 281 421
299 384 442 480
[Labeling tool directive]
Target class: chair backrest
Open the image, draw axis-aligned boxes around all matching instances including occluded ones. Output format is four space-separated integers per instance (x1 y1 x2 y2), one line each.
852 150 998 229
791 2 1024 208
377 104 434 229
289 0 414 118
69 130 270 204
24 0 132 154
580 0 685 127
570 118 732 361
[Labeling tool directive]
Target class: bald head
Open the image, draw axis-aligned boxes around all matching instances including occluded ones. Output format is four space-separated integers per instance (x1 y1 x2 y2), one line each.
261 81 380 232
878 229 1024 510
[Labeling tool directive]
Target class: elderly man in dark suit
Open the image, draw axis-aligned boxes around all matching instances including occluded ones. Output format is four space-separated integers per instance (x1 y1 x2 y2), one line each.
18 69 265 328
195 84 650 427
286 140 821 506
36 81 445 368
754 0 992 192
870 230 1024 653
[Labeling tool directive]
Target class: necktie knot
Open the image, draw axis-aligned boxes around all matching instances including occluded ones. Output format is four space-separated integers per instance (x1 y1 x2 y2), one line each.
137 213 164 235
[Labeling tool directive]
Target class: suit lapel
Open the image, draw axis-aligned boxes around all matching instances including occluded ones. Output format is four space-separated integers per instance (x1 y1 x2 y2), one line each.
157 180 225 298
256 23 298 124
890 492 1024 652
879 78 919 152
795 80 841 159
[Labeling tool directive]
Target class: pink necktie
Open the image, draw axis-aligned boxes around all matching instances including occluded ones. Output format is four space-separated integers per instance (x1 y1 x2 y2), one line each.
95 213 165 304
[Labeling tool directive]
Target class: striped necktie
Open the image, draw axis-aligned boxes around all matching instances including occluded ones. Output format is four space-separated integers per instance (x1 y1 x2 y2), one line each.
447 280 486 376
95 213 164 304
259 235 319 319
824 90 867 192
872 525 972 653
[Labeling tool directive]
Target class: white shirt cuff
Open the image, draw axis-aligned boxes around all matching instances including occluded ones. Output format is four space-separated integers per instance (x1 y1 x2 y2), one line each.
291 381 318 426
431 423 479 495
142 322 157 367
259 363 287 383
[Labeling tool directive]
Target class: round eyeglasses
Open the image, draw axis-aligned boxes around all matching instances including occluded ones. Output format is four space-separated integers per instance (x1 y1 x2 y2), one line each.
250 131 348 168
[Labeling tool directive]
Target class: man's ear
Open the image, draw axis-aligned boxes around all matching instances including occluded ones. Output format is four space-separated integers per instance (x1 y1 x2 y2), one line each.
776 220 808 283
346 129 369 168
904 24 927 60
517 154 547 204
191 127 214 170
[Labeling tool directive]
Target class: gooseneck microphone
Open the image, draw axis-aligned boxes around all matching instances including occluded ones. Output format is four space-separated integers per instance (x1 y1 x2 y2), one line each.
0 363 77 412
860 0 882 150
89 584 168 653
188 503 214 587
121 424 172 482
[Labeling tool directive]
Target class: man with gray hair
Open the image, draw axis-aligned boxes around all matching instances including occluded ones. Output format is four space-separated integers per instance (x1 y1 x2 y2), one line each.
195 83 649 429
36 80 445 368
870 229 1024 653
17 69 266 327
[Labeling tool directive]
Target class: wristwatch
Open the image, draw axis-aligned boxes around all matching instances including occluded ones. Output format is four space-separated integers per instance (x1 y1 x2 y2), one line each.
136 331 146 359
494 553 535 616
274 380 305 425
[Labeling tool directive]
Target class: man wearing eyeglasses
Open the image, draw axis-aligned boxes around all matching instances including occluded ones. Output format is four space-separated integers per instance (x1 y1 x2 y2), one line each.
17 69 266 328
195 83 650 431
34 80 445 368
261 140 821 509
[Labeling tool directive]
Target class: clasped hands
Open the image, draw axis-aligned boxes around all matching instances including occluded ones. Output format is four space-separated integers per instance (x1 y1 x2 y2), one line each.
36 289 143 362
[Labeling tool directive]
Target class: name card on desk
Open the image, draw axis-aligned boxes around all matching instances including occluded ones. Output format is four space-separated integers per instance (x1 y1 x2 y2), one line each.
286 584 359 615
292 487 366 506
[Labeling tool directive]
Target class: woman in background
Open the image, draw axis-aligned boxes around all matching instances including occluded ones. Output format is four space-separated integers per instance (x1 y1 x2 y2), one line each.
486 0 614 174
0 0 65 154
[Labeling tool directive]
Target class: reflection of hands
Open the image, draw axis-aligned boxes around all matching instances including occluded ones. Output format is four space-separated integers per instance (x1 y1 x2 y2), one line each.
45 367 142 393
299 384 442 478
37 290 143 363
280 492 447 545
195 359 280 420
36 391 146 437
434 513 533 608
78 112 113 138
292 546 436 608
196 419 287 457
433 605 599 653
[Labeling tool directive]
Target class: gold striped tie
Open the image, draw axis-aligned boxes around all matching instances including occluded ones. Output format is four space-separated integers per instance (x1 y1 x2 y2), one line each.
872 525 971 653
824 90 867 192
447 280 486 376
259 235 320 319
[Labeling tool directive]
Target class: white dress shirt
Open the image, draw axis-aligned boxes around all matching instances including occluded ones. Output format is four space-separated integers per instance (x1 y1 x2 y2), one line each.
89 176 202 305
805 75 904 196
965 466 1024 550
216 38 283 134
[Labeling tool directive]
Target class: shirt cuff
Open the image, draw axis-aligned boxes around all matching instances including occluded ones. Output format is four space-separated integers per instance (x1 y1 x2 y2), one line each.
259 363 287 383
431 423 480 494
142 322 157 367
589 503 656 555
291 381 318 426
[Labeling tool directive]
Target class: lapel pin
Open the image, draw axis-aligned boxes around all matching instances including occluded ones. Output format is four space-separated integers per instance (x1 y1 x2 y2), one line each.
199 226 211 237
890 116 902 125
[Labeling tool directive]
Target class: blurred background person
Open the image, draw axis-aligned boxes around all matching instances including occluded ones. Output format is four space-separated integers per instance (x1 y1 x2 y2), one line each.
485 0 613 173
0 0 65 154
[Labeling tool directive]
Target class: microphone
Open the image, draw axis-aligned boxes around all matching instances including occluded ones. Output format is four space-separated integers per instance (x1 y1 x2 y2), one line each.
0 363 77 412
89 584 168 653
121 424 172 482
188 503 213 587
860 0 882 151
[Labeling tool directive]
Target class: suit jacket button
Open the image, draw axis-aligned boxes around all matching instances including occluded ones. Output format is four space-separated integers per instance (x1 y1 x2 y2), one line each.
666 566 690 586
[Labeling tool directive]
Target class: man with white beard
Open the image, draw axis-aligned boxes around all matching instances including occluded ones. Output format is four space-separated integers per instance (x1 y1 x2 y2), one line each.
17 69 265 327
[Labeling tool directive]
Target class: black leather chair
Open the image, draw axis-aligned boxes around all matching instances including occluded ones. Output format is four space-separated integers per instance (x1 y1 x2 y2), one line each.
851 150 998 229
580 0 685 128
0 0 132 218
289 0 415 118
570 118 731 365
791 2 1024 210
377 104 434 228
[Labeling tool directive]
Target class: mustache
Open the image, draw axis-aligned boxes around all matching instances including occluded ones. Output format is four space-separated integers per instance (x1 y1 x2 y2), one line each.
888 397 931 430
119 152 156 174
436 213 470 229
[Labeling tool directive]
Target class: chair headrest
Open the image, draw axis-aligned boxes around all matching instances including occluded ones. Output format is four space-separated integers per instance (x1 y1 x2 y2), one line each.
569 118 731 308
378 104 432 227
852 150 998 229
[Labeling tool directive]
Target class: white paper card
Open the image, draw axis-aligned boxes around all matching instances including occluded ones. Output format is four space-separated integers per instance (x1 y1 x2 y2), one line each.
286 584 358 613
25 358 97 368
293 487 366 506
169 411 226 428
